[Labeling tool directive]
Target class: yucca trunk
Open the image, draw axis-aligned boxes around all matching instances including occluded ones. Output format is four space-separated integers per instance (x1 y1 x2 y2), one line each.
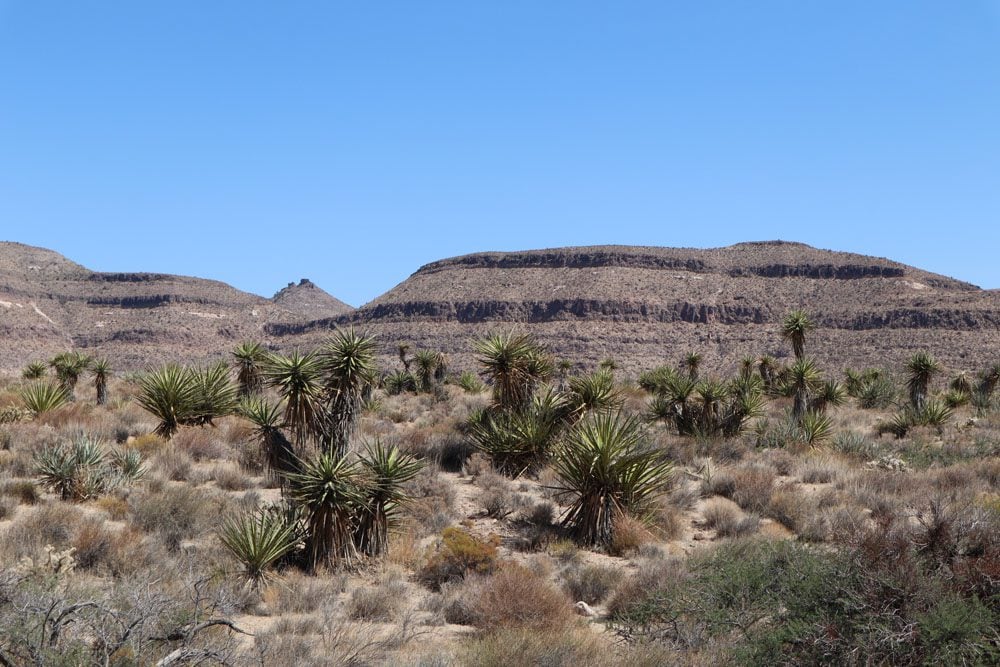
793 387 808 422
264 429 298 482
318 393 361 459
566 492 621 546
95 377 108 406
354 504 389 557
306 505 356 571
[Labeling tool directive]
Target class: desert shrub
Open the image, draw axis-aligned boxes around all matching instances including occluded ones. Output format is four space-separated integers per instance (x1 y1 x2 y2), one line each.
210 464 254 491
1 479 39 504
402 467 457 535
150 446 192 481
857 376 897 409
0 496 14 520
347 578 408 621
459 627 611 667
727 466 775 513
561 563 624 604
457 371 486 394
33 436 144 501
609 514 655 556
798 455 842 484
172 427 227 461
262 571 347 614
765 488 812 533
465 563 576 631
0 502 84 561
129 484 221 551
71 519 114 570
609 537 1000 665
418 527 500 590
832 431 879 459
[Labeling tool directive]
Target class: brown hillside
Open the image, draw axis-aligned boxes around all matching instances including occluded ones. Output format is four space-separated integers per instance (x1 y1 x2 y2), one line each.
272 278 353 318
268 241 1000 375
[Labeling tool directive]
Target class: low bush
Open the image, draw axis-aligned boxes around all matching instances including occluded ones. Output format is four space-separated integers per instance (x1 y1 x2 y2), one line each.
418 527 500 590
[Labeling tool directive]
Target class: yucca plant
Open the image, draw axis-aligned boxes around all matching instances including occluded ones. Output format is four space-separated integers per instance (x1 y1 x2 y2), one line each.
786 358 824 422
34 436 113 501
263 350 322 450
551 411 673 547
110 446 147 483
683 352 703 380
638 366 677 394
810 379 846 414
781 309 814 360
90 358 112 406
22 361 47 380
798 411 834 447
566 369 622 419
189 361 239 426
286 452 366 570
906 351 941 411
412 349 440 393
383 370 417 396
50 351 91 400
218 504 302 590
135 364 198 438
316 328 378 459
646 373 699 435
457 370 485 394
468 396 566 476
232 341 267 397
857 375 897 409
239 396 298 480
943 389 971 408
474 331 551 413
758 355 779 391
354 441 423 557
19 381 70 417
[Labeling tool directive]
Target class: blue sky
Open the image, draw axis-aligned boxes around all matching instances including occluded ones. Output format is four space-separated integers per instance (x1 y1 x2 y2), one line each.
1 1 998 305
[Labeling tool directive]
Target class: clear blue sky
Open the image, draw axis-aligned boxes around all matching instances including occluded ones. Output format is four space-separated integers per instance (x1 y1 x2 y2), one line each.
2 1 998 306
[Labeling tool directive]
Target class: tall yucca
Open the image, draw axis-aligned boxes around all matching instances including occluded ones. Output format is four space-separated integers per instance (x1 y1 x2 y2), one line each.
189 361 239 425
90 358 112 406
135 364 199 438
683 352 703 380
412 349 440 393
287 453 366 571
263 350 322 451
906 351 941 411
232 341 267 397
786 358 824 422
239 395 298 481
50 351 91 399
316 328 378 459
781 310 814 360
566 369 623 419
551 411 673 547
474 331 551 412
354 441 423 557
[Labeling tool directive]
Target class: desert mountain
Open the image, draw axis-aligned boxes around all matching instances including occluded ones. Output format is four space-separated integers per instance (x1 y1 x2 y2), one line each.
272 278 353 319
268 242 1000 375
0 241 322 370
2 240 998 376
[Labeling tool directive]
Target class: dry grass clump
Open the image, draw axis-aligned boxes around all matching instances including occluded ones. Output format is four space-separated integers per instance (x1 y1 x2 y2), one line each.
208 463 254 491
729 466 776 513
702 497 760 538
460 563 577 631
1 479 39 505
261 570 348 615
402 467 457 535
459 627 612 666
609 514 655 556
150 445 193 481
766 487 815 533
128 483 224 551
347 576 409 621
0 501 85 561
561 562 624 605
418 527 500 590
171 427 229 461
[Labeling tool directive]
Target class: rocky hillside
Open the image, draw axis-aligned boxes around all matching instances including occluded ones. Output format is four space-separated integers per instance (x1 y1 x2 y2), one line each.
268 242 1000 375
0 242 319 370
272 279 353 319
3 240 997 376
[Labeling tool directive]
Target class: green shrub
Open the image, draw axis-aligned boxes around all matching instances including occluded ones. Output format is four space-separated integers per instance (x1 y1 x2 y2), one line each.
418 527 500 590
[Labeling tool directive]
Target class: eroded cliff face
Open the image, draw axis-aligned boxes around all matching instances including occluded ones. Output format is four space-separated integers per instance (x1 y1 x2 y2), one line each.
264 243 999 374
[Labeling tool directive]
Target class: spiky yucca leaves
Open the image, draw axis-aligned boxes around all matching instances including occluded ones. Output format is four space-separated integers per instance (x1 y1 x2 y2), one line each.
135 364 199 438
474 331 551 413
566 369 623 419
397 343 411 371
879 399 954 439
684 352 703 380
50 351 92 399
33 436 141 501
810 379 846 414
944 389 971 408
189 362 239 426
468 389 569 476
218 504 302 590
355 441 423 557
316 328 378 459
19 381 70 417
721 373 767 437
457 371 485 394
383 370 417 396
90 358 111 406
786 358 824 422
239 396 298 480
552 411 673 547
695 379 729 431
637 366 679 394
263 350 322 450
646 373 699 435
907 351 941 411
232 341 267 397
758 355 778 390
287 453 367 570
22 361 47 380
798 411 834 446
781 309 814 360
413 349 441 393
